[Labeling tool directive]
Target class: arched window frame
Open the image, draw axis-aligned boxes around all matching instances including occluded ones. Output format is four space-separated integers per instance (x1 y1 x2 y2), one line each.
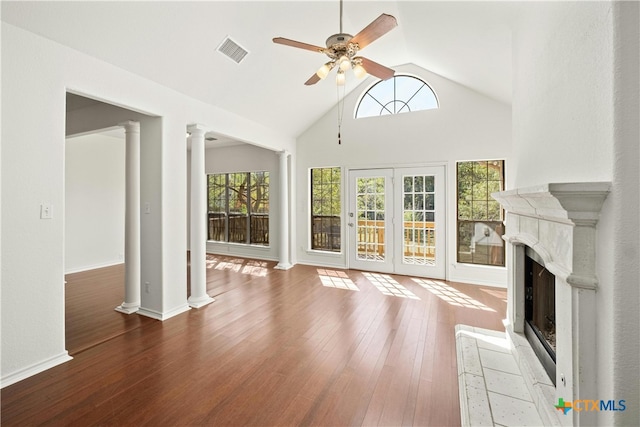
354 73 439 119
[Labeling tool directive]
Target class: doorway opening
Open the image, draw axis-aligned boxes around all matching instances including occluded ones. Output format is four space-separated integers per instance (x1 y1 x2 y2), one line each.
64 93 149 354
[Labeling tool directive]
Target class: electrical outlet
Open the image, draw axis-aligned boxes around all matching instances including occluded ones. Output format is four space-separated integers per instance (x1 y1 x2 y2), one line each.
145 282 150 293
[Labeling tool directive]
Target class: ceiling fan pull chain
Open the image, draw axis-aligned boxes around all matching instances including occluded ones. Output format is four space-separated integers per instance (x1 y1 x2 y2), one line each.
337 83 345 145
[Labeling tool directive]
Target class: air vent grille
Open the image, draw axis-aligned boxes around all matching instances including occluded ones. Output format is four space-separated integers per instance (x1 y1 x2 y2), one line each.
217 36 249 64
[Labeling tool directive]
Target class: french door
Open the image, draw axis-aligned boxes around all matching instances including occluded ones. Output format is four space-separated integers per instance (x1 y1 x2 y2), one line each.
348 166 445 278
348 169 394 273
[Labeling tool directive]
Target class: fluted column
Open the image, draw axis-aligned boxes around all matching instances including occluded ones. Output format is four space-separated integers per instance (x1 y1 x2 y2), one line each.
115 121 141 314
275 150 292 270
187 124 214 308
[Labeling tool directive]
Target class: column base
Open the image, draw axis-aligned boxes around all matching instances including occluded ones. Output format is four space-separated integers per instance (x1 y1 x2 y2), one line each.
274 262 293 270
137 303 191 321
115 302 140 314
188 295 215 309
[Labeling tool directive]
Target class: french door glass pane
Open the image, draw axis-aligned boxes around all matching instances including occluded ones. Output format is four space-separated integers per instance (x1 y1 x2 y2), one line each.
356 177 386 261
403 174 436 265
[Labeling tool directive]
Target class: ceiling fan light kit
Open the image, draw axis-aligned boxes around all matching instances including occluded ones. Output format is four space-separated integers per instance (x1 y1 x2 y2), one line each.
272 0 397 86
272 0 398 145
352 59 367 79
316 62 334 80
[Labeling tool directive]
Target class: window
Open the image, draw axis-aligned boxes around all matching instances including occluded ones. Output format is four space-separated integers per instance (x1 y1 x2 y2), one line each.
355 74 438 119
402 174 435 265
207 171 269 246
311 167 341 252
457 160 505 266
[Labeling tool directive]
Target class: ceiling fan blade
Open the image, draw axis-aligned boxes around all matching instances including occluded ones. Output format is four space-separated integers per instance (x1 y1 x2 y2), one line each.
304 73 322 86
360 57 395 80
273 37 325 53
350 14 398 50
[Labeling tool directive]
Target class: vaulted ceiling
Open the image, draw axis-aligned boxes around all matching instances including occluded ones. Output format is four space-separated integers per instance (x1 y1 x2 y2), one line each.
2 1 516 140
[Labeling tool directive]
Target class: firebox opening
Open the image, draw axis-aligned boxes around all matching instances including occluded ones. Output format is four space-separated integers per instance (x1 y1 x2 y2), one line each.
524 247 556 386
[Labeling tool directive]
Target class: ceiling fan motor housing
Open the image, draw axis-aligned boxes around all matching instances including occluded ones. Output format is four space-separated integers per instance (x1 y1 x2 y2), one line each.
326 33 353 48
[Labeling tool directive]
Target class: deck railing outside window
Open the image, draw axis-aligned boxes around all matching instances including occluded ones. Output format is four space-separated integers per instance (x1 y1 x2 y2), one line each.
311 215 341 251
208 213 269 245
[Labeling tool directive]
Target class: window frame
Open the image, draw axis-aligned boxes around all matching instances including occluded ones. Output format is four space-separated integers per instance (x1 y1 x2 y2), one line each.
310 167 342 253
456 160 505 267
207 171 270 246
354 73 439 119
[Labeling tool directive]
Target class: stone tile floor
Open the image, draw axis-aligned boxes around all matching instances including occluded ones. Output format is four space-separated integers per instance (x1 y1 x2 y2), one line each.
456 325 545 426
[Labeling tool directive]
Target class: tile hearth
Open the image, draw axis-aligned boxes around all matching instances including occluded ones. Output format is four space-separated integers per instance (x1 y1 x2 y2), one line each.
456 325 545 426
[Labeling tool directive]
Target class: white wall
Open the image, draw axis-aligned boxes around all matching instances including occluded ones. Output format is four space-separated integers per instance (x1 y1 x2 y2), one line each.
512 1 639 424
65 133 125 273
512 2 614 187
1 23 294 386
296 64 512 286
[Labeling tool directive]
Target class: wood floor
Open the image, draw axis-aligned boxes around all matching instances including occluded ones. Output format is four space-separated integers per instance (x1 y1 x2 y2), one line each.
1 255 506 426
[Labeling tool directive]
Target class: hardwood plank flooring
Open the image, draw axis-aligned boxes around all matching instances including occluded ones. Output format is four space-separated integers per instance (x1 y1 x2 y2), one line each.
1 255 506 426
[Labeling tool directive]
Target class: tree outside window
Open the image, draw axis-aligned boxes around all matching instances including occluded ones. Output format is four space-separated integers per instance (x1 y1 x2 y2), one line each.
311 167 341 252
457 160 505 266
207 171 269 246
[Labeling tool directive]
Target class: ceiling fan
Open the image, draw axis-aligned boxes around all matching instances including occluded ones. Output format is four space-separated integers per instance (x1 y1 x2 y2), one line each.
273 0 397 85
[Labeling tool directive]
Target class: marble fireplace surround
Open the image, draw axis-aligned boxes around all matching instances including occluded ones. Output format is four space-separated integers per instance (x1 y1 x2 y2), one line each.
492 182 610 426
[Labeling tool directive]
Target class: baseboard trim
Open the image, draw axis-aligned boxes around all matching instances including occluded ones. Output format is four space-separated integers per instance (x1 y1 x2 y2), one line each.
137 304 191 321
65 261 124 275
1 351 73 388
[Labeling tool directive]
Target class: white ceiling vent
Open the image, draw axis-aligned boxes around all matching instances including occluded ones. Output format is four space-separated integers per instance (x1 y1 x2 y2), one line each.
217 36 249 64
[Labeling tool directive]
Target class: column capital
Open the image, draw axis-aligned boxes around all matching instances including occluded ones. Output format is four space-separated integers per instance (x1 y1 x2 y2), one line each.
119 120 140 132
279 150 290 157
187 124 206 136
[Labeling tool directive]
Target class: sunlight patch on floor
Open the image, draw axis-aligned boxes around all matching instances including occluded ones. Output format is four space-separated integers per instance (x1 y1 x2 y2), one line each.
317 269 359 291
205 256 268 277
213 258 244 272
412 278 495 311
205 255 221 269
242 260 268 277
363 272 420 299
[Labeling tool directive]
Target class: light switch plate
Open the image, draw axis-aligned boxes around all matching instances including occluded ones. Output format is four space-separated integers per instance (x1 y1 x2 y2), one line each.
40 203 53 219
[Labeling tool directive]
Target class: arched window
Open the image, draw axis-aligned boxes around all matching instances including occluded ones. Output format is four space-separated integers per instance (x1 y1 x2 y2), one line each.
355 74 439 119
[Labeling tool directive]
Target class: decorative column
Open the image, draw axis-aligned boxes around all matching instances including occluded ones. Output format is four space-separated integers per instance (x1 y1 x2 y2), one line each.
275 150 293 270
116 121 141 314
187 124 214 308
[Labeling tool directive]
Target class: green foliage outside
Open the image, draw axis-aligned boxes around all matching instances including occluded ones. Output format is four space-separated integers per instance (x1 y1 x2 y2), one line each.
207 171 269 214
356 177 385 220
457 161 503 221
457 160 505 266
311 167 341 216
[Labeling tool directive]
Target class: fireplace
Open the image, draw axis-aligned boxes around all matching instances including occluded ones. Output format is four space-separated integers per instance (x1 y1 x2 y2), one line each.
524 247 556 385
492 182 610 426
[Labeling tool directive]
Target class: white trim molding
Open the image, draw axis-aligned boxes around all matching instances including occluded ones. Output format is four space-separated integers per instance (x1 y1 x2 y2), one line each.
1 352 73 389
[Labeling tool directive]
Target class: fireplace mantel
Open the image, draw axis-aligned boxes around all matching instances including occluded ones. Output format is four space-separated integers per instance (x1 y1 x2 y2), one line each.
492 182 611 224
492 182 611 290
